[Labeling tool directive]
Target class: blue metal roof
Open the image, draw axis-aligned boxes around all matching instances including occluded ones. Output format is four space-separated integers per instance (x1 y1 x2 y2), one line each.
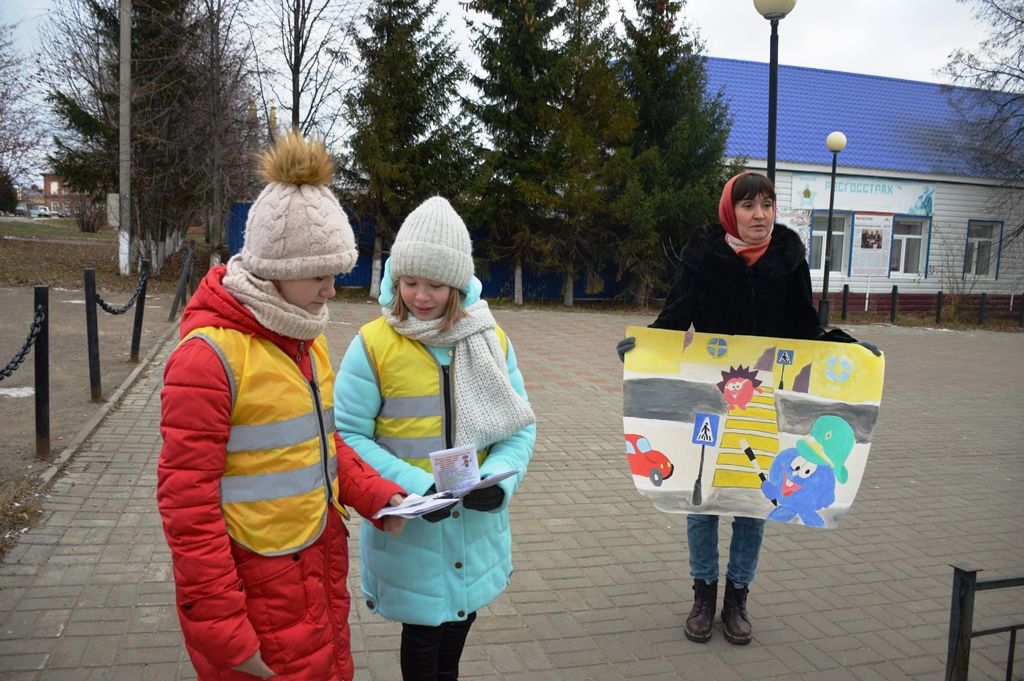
704 57 985 179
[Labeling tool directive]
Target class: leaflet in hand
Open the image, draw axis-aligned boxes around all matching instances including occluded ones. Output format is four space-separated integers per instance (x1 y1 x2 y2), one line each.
372 492 459 520
428 444 520 496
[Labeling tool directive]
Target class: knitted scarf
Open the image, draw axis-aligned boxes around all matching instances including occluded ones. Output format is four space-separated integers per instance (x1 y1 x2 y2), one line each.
383 299 535 450
223 255 329 341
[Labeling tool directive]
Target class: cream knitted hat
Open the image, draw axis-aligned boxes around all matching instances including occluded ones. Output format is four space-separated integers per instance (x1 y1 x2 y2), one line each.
241 131 358 280
390 196 474 290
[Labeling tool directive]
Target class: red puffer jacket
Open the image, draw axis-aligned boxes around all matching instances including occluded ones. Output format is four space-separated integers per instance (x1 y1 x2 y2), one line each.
157 266 402 681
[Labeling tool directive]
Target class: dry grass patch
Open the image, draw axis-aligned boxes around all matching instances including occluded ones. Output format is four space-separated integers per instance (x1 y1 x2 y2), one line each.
0 475 45 563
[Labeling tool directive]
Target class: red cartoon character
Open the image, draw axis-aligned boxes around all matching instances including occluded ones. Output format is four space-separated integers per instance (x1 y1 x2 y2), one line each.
716 365 763 411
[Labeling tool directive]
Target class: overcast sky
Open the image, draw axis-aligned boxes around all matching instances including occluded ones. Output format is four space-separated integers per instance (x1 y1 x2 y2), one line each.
6 0 990 84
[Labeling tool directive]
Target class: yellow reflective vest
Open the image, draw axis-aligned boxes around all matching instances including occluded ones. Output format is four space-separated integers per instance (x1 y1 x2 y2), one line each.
180 326 346 556
359 317 508 472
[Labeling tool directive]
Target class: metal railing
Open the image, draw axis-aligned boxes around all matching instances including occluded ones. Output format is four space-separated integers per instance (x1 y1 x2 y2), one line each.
84 261 150 401
946 563 1024 681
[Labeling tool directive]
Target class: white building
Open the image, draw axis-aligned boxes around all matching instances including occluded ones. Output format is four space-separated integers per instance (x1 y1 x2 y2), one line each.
706 58 1023 318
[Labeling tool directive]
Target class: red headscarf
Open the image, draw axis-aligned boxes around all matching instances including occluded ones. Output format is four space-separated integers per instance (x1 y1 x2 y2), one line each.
718 171 772 266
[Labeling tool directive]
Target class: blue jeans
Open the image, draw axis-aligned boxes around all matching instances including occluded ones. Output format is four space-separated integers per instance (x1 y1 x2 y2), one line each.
687 514 765 588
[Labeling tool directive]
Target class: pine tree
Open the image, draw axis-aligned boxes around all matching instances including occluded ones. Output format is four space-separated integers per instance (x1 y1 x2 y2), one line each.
465 0 564 304
618 0 736 301
343 0 475 297
548 0 636 305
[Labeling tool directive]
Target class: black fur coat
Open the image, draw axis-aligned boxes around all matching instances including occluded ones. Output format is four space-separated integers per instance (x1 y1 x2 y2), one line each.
651 223 853 342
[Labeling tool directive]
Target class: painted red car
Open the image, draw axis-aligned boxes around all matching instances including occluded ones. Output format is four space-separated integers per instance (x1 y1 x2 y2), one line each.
624 433 674 486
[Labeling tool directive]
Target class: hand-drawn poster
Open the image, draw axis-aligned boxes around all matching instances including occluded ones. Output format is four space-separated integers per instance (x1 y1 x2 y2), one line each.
622 326 884 528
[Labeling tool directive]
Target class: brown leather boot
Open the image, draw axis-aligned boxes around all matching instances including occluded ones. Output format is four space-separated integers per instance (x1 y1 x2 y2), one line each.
722 579 752 645
684 579 717 643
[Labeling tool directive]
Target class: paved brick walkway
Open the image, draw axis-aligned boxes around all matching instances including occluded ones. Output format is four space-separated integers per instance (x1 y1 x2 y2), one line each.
1 301 1022 680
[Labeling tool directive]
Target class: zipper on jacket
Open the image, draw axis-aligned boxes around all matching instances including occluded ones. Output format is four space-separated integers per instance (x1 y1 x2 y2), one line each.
297 340 331 507
441 365 454 448
309 379 333 505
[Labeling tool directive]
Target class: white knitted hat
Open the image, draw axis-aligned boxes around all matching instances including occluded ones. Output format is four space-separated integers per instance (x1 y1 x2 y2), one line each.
241 131 358 280
390 196 473 290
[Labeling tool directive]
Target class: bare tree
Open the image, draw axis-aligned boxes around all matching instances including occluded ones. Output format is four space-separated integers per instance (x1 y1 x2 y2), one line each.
0 23 45 185
249 0 361 146
194 0 263 261
943 0 1024 241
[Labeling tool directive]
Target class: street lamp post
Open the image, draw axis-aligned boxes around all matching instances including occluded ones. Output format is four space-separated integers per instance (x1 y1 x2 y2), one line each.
819 130 847 326
753 0 797 184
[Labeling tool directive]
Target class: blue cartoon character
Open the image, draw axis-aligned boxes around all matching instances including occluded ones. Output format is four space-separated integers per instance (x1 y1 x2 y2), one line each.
762 415 855 527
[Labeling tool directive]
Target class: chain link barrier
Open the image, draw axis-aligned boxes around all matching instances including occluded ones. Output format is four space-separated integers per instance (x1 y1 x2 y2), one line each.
0 305 46 382
95 267 150 315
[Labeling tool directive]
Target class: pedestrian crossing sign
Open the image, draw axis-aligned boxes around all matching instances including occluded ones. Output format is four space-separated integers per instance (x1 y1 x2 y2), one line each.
692 413 720 445
777 349 794 365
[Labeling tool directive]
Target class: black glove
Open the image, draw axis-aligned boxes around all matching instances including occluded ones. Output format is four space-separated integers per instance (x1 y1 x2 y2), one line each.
421 505 452 523
462 485 505 512
420 485 452 523
616 336 636 363
856 340 882 357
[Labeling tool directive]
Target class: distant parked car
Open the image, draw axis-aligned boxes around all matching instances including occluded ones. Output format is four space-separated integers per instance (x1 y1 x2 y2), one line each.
14 207 27 216
624 433 674 486
29 206 51 218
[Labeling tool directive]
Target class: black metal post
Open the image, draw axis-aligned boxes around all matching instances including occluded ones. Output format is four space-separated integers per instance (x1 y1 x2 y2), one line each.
84 267 102 401
890 285 898 324
168 247 194 322
34 286 50 459
945 564 980 681
130 259 150 362
767 18 780 184
1019 293 1024 329
977 292 987 325
936 291 944 325
819 150 839 326
1007 629 1016 681
841 284 849 321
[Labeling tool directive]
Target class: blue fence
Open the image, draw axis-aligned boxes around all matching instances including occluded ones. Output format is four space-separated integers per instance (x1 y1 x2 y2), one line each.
226 201 630 301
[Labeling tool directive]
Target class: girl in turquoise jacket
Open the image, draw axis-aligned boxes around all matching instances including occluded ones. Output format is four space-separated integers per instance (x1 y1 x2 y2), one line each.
333 197 536 681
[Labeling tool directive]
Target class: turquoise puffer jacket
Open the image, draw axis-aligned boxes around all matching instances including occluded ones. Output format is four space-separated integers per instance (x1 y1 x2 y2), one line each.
333 259 536 626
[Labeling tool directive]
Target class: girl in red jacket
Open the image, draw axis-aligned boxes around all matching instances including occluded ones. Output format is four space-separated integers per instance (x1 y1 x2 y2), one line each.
157 131 406 680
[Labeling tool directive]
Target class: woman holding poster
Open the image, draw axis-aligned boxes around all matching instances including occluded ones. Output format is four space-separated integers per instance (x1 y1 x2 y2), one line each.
333 196 536 681
617 172 876 645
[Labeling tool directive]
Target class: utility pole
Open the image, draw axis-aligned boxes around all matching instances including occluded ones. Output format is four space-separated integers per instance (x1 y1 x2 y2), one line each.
118 0 132 275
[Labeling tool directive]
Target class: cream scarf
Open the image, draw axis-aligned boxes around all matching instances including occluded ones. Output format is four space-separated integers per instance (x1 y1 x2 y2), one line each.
383 299 536 450
222 255 329 341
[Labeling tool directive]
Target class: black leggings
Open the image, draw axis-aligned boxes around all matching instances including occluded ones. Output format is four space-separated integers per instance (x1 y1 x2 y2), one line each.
400 612 477 681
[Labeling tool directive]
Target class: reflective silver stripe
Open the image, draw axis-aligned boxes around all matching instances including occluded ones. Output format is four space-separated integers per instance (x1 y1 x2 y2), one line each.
359 331 381 389
227 411 321 452
376 435 446 459
323 407 336 435
221 455 336 502
187 333 237 407
379 395 442 419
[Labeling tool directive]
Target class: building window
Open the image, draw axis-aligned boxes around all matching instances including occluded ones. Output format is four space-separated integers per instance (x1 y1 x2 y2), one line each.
890 218 926 275
964 220 1001 278
810 212 851 273
51 201 59 212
